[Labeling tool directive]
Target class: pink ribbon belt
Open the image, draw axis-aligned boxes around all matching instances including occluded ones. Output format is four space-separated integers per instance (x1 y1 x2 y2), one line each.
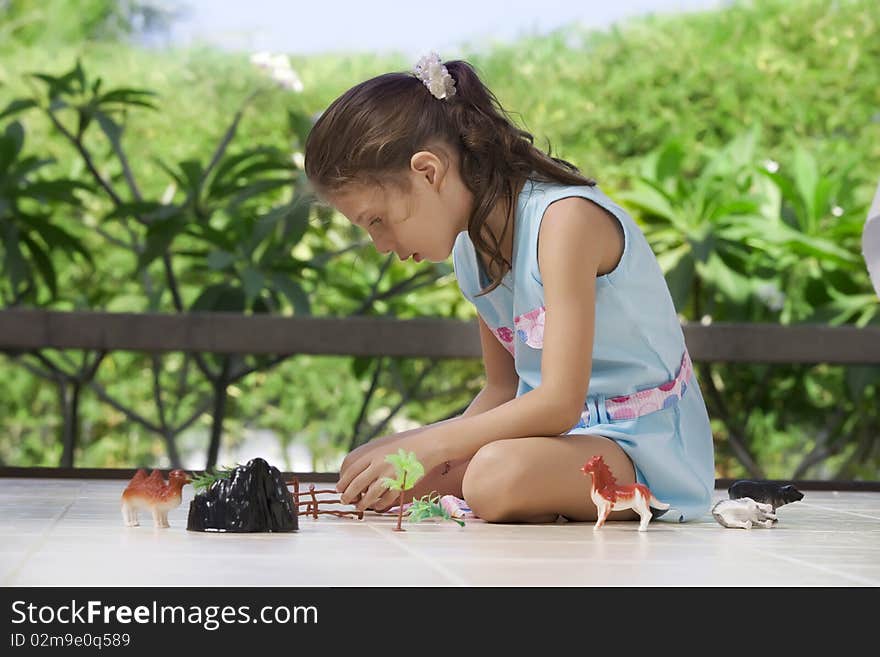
572 349 693 429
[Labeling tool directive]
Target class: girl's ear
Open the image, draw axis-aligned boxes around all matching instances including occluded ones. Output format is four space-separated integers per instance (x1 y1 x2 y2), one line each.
410 151 442 188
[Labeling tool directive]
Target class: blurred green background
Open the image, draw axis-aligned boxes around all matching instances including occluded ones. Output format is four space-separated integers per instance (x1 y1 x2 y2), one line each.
1 0 878 480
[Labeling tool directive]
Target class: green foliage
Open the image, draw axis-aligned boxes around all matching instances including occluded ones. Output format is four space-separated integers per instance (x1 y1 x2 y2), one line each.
381 449 425 492
407 492 465 527
619 127 875 327
0 0 178 49
620 130 764 312
2 54 320 316
190 464 238 493
0 0 877 480
0 119 93 302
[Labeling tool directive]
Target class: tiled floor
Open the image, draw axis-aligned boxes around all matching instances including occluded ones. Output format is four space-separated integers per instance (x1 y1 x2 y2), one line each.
1 478 878 586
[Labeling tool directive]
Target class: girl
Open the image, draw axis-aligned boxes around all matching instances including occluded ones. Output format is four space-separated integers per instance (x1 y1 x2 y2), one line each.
304 53 715 524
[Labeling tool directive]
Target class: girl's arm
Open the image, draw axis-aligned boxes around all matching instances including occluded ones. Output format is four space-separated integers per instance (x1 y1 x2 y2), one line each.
340 383 517 472
459 382 519 418
341 314 519 471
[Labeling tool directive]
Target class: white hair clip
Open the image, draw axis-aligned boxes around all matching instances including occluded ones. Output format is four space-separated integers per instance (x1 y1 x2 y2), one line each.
412 51 457 100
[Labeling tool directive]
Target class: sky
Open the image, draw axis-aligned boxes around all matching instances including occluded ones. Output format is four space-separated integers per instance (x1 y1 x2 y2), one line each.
151 0 731 58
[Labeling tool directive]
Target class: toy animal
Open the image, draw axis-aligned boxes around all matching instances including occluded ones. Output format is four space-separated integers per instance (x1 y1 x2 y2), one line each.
712 497 776 529
121 469 190 528
581 455 669 531
728 480 804 513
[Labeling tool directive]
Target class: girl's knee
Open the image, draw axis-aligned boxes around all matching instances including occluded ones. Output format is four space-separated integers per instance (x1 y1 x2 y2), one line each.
461 440 531 522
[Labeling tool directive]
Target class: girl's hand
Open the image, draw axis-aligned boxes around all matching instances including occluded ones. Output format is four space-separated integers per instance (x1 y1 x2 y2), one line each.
338 433 411 494
337 433 439 512
340 441 379 476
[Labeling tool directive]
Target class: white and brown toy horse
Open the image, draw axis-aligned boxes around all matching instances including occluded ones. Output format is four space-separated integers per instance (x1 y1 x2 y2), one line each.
581 455 669 531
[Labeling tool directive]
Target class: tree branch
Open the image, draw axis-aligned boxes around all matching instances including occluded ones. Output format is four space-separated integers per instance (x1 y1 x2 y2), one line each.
362 360 439 444
85 377 164 434
30 350 73 383
44 109 127 209
201 89 262 185
6 353 57 381
229 352 292 383
109 131 143 202
791 407 848 479
351 269 437 315
171 394 215 436
93 225 135 250
697 362 765 478
348 357 385 451
833 424 873 479
150 353 168 433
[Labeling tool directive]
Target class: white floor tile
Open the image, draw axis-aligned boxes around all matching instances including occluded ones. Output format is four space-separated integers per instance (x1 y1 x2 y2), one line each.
1 478 878 586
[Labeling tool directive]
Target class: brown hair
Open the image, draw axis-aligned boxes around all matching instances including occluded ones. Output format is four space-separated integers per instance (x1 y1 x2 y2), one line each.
304 59 596 296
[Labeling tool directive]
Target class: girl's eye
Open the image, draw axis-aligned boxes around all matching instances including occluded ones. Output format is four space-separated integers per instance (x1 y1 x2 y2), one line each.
369 217 381 227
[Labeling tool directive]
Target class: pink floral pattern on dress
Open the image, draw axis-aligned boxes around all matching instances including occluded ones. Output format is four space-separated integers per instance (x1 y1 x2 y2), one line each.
569 349 693 429
491 325 516 356
604 350 693 420
514 305 545 348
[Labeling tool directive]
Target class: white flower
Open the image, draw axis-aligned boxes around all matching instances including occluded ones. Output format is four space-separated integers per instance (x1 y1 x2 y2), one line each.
831 206 844 217
756 282 786 311
700 314 713 326
250 51 274 69
272 67 304 92
412 51 456 100
250 51 303 93
763 159 780 173
270 53 289 71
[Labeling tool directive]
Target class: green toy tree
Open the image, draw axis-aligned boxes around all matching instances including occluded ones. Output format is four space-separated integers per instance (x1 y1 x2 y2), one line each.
408 493 466 527
381 449 425 532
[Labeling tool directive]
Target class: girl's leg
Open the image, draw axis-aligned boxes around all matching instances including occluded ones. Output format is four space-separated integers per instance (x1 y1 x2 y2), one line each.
461 434 641 524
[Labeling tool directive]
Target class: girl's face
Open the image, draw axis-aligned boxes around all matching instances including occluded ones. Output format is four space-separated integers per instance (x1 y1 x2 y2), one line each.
325 145 472 263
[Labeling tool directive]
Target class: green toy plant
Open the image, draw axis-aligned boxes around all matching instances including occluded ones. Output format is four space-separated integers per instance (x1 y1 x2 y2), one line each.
381 449 425 532
408 492 465 527
190 464 239 493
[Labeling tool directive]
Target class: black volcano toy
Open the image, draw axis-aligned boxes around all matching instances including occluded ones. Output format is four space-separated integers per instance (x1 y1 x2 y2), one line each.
187 457 298 532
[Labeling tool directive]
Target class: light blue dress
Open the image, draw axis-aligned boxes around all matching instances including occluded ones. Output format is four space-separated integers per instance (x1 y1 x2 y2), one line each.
451 177 715 521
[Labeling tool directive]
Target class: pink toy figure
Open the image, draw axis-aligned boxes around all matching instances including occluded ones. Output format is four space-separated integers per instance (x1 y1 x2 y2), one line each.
121 469 190 528
581 455 669 531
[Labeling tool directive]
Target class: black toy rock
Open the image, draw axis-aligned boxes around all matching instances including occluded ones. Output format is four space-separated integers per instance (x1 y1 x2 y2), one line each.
728 480 804 511
187 457 298 532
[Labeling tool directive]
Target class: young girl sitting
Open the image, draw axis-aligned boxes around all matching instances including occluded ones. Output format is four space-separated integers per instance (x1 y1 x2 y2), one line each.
303 52 715 524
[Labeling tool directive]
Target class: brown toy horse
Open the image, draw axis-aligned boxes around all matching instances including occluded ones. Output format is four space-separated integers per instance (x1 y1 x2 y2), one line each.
581 455 669 531
121 469 191 528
